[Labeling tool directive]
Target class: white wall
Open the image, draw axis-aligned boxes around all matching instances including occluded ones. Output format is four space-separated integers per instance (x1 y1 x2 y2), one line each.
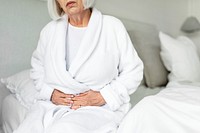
189 0 200 20
0 0 51 77
95 0 188 36
181 0 200 51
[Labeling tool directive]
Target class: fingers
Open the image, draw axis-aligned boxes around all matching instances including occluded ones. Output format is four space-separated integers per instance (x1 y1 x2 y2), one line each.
76 92 88 97
55 89 74 98
70 96 87 110
70 100 85 110
51 89 100 110
51 97 71 106
51 89 74 106
72 96 84 101
71 105 82 110
72 99 86 106
61 97 74 106
72 90 106 107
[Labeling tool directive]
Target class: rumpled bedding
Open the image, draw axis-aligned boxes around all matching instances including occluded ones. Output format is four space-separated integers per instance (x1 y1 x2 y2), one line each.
117 81 200 133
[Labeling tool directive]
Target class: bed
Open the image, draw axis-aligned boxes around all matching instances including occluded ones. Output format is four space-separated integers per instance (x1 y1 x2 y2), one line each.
1 2 200 133
118 82 200 133
116 22 200 132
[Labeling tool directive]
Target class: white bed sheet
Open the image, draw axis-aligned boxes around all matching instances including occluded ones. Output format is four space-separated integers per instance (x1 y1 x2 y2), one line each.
117 81 200 133
2 94 27 133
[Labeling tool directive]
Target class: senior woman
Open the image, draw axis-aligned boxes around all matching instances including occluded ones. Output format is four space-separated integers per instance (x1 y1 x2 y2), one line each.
13 0 143 133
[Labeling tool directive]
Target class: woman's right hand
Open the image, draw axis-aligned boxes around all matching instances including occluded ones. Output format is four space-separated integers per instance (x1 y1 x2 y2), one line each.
51 89 74 106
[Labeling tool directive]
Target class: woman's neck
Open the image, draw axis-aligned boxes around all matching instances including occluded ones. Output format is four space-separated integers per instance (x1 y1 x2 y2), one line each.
68 9 91 27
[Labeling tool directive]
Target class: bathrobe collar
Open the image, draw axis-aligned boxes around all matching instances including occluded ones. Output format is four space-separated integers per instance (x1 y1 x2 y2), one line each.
69 8 102 75
50 8 102 91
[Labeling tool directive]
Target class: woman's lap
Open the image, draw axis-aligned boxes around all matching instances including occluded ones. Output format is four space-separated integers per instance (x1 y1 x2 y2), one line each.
11 101 118 133
46 107 118 133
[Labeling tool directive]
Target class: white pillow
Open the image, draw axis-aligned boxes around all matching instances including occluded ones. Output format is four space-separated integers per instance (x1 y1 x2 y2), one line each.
159 32 200 82
1 69 38 108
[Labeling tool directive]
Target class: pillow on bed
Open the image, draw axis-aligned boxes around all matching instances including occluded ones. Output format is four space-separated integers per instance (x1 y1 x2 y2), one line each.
159 32 200 82
128 29 168 88
0 82 10 127
1 69 38 108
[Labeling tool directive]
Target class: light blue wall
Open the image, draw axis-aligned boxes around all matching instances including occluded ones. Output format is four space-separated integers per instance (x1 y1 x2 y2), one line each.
95 0 188 36
0 0 51 77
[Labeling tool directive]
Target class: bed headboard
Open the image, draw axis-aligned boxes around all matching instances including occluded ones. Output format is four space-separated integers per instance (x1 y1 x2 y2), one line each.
120 18 168 87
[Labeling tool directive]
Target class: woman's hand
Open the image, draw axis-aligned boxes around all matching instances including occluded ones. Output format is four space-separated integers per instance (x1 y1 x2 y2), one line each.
71 90 106 110
51 89 74 106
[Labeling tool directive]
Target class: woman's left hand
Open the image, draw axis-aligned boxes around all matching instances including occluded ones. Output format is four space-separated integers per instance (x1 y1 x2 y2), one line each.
71 90 106 110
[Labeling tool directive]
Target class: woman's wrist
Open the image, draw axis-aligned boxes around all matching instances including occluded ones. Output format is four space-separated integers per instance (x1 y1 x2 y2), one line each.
97 92 106 106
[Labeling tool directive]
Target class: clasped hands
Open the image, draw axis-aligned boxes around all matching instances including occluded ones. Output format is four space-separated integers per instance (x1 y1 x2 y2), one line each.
51 89 106 110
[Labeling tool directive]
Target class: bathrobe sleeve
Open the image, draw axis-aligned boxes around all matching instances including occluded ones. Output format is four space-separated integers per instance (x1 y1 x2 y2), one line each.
100 20 144 111
30 25 54 101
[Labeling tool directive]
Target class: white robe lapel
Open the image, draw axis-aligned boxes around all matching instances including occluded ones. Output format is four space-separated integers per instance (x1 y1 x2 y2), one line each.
50 15 89 93
68 8 103 76
50 8 102 93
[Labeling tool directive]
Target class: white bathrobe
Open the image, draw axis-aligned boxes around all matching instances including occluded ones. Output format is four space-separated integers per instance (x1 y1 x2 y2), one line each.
13 8 143 133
